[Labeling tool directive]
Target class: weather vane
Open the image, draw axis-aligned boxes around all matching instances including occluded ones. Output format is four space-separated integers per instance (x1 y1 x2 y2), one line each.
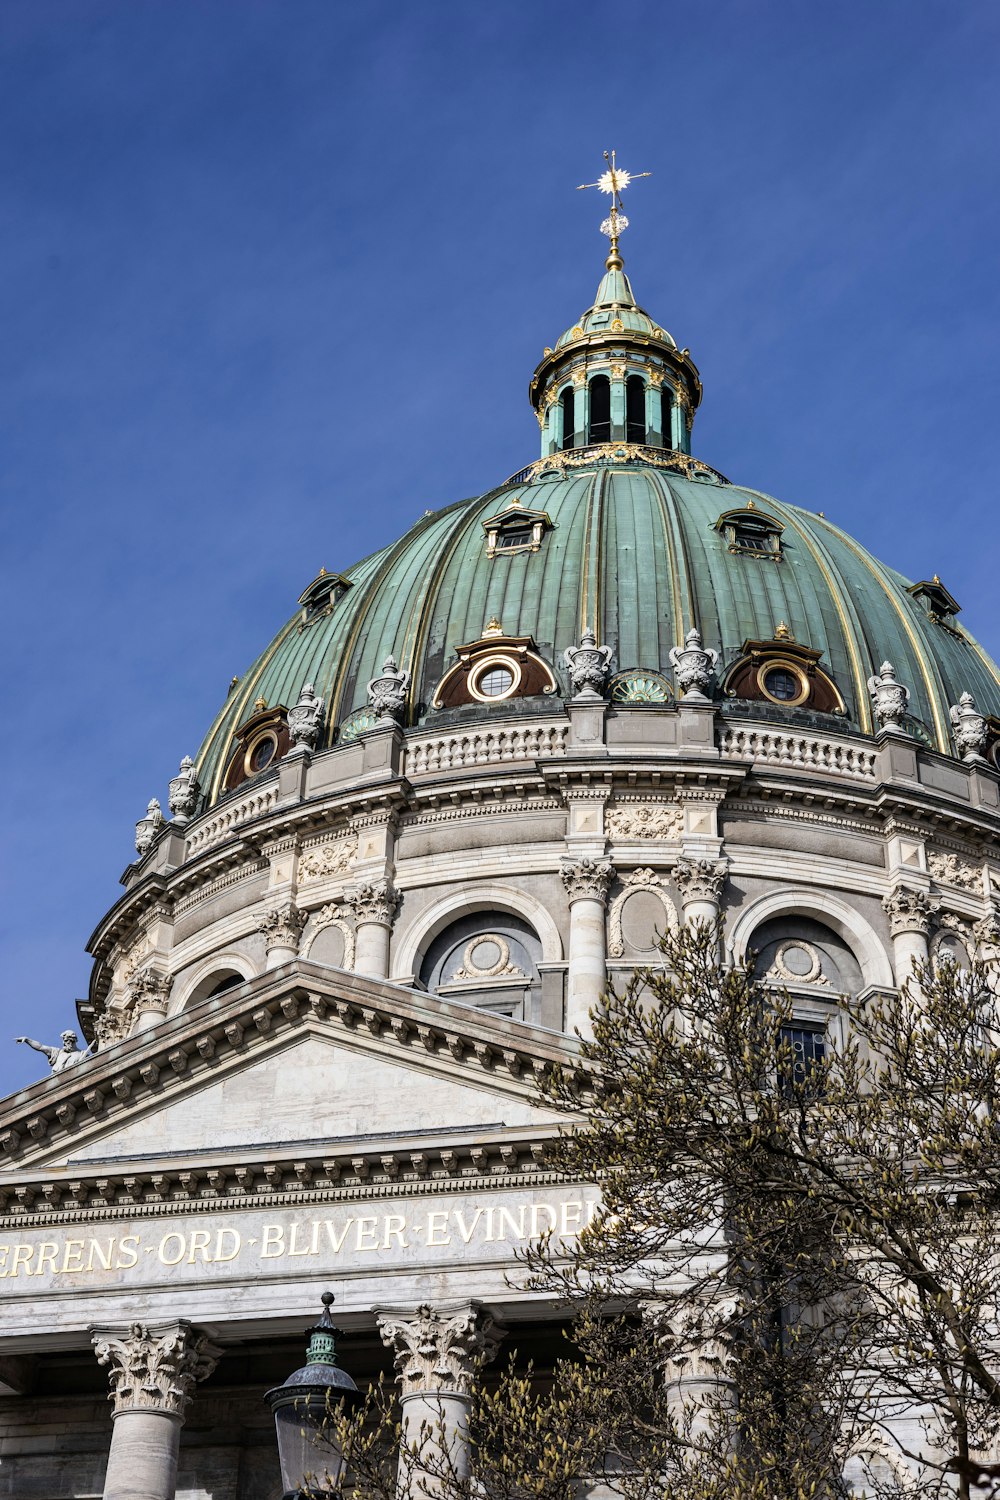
577 150 650 263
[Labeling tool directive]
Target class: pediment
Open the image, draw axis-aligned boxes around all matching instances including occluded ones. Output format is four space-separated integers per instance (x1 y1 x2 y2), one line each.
54 1029 558 1167
0 964 576 1179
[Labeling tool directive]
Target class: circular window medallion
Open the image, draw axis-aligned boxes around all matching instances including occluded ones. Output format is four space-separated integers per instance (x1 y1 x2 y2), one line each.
770 939 826 986
757 659 809 707
451 933 524 981
243 731 278 777
468 655 522 703
610 669 672 704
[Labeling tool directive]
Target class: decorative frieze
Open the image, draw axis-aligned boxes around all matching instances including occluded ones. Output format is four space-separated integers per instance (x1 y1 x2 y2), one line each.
928 850 983 894
883 887 936 938
561 858 615 905
92 1321 220 1417
300 838 356 881
605 802 683 840
376 1302 504 1397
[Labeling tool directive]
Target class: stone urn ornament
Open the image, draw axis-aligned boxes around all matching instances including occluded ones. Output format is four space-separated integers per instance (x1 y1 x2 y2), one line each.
134 798 165 856
563 628 614 700
168 755 200 822
950 691 990 764
367 655 410 725
669 626 718 700
867 661 910 733
287 682 326 752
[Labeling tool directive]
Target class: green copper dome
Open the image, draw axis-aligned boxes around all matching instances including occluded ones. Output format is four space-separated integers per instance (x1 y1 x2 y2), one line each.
552 265 677 350
195 449 1000 805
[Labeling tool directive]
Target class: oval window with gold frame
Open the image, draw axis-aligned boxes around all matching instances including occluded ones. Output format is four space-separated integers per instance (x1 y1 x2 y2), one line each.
757 659 810 707
244 730 279 777
467 655 522 703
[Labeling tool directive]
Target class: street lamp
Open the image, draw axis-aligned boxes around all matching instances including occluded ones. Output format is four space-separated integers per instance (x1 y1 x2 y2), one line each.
265 1291 362 1499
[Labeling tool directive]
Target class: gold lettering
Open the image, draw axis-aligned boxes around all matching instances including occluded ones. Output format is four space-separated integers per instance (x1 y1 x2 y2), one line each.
558 1201 582 1238
214 1228 241 1263
494 1206 527 1241
61 1240 85 1273
323 1218 354 1253
287 1223 311 1257
355 1216 379 1252
117 1236 140 1269
426 1210 451 1247
0 1246 8 1278
383 1214 408 1250
87 1239 115 1272
452 1207 485 1244
187 1230 212 1264
10 1245 34 1278
36 1243 59 1277
261 1224 285 1259
158 1232 186 1266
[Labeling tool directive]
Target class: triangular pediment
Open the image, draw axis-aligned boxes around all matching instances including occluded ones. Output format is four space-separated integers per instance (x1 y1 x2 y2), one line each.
0 964 577 1180
55 1029 558 1167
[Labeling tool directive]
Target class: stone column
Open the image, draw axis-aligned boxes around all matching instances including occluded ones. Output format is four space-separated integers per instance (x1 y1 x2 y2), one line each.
610 362 626 441
258 901 307 970
92 1321 220 1500
643 1300 736 1446
561 858 614 1037
130 969 171 1035
883 886 935 984
346 879 399 979
376 1302 504 1496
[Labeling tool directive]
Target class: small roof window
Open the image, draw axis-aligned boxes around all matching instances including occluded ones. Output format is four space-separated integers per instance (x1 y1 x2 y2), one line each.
298 569 352 623
907 576 961 624
483 498 553 559
714 505 783 559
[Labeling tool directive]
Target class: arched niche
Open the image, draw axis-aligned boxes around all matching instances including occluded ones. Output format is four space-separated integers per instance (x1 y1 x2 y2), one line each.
607 870 678 959
173 955 256 1014
419 911 542 1020
303 905 356 972
727 889 893 991
749 915 864 994
392 882 564 980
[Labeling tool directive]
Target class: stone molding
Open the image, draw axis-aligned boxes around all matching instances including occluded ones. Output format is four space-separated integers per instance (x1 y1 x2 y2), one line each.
607 869 676 958
883 887 936 938
257 902 307 953
561 858 615 905
673 857 728 905
345 879 400 928
91 1320 220 1418
375 1302 504 1398
304 903 357 969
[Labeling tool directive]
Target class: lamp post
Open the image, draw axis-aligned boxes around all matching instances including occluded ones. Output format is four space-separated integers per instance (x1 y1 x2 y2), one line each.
265 1292 362 1500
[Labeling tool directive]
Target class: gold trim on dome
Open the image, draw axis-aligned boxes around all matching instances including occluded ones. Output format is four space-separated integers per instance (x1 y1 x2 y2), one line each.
502 443 729 489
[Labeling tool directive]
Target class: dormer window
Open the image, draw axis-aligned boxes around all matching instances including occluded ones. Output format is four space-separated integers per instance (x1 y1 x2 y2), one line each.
483 499 553 558
715 506 784 560
907 577 961 625
723 627 845 716
432 621 558 710
298 569 352 624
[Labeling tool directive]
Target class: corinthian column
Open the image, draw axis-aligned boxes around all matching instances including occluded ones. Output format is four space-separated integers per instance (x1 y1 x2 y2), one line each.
91 1321 220 1500
673 858 728 929
258 901 307 971
376 1302 504 1497
561 858 615 1038
883 886 935 983
346 879 399 978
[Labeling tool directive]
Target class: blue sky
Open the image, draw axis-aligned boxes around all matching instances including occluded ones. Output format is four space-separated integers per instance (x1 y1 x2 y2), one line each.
2 0 999 1097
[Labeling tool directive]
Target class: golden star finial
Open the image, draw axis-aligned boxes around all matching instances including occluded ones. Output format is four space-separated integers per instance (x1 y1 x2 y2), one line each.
577 150 651 269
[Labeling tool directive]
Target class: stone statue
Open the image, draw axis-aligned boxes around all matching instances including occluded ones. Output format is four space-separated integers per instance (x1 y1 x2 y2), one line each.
868 661 910 732
168 756 200 822
287 682 326 751
950 691 989 764
669 626 718 700
16 1030 90 1073
563 628 614 700
367 655 410 725
135 798 165 856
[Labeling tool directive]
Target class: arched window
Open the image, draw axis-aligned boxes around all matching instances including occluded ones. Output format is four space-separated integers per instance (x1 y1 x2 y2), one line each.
626 375 645 444
560 386 575 450
418 912 542 1022
660 388 674 448
588 375 611 444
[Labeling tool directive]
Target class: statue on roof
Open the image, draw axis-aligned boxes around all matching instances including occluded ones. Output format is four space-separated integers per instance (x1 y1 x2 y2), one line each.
16 1029 91 1073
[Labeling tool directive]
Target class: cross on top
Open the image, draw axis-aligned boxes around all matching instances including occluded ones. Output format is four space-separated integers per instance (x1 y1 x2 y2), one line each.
577 150 651 252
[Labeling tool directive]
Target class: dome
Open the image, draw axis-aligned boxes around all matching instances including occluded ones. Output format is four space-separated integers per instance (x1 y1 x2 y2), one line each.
195 449 1000 804
552 265 677 350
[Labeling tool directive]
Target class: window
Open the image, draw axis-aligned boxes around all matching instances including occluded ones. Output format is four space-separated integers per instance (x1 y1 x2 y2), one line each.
494 527 533 551
626 375 645 444
757 659 810 707
560 386 575 450
588 375 611 444
778 1022 826 1097
763 667 801 702
478 666 514 697
660 388 673 448
715 508 784 559
466 655 522 702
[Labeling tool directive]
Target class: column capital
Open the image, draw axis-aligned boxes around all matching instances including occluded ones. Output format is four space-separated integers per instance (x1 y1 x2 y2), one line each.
257 901 307 954
883 885 936 938
346 878 400 928
561 857 615 906
91 1320 220 1419
375 1302 504 1398
673 857 728 905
